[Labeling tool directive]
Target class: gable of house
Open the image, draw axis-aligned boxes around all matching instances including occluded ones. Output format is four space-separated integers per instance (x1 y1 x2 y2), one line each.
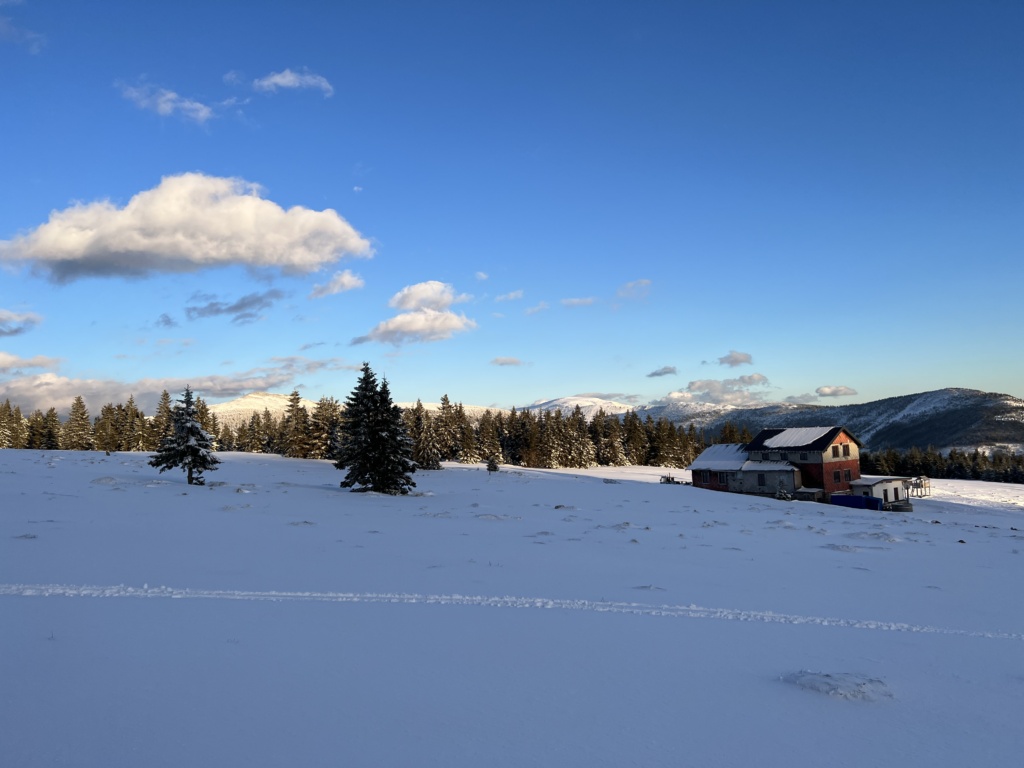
744 426 862 455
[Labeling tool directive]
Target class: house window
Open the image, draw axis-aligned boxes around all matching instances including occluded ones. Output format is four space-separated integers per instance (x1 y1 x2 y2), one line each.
831 445 840 458
844 469 852 482
780 452 789 460
799 452 808 461
700 471 710 484
833 470 841 484
718 472 729 485
761 452 770 460
842 444 850 457
757 473 767 486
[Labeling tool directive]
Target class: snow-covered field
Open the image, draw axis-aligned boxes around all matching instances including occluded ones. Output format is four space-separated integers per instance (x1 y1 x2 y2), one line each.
2 451 1022 767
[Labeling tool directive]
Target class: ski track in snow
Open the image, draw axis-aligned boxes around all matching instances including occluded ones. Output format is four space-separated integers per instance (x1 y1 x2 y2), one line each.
2 583 1022 642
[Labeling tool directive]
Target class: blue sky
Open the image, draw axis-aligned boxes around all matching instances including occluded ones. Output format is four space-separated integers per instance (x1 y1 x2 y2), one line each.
1 0 1021 415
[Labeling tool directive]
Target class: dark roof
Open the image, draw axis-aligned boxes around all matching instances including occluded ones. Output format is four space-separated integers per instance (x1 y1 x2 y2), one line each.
744 426 862 453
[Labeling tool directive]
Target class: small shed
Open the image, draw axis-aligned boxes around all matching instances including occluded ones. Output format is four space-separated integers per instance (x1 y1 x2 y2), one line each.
848 476 911 509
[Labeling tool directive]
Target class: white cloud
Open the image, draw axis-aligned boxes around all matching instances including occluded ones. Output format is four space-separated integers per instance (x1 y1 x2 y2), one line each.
561 297 596 307
388 281 468 312
491 357 523 366
475 271 488 281
524 301 549 315
0 357 355 413
309 269 365 298
0 173 372 282
0 350 58 373
352 308 476 346
118 83 214 124
0 309 41 336
617 279 651 299
496 290 523 302
718 350 753 367
253 68 334 97
816 385 858 398
655 373 771 406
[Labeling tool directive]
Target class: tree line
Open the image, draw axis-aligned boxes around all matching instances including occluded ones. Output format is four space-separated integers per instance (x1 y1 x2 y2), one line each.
4 391 1021 483
861 446 1024 484
0 391 706 470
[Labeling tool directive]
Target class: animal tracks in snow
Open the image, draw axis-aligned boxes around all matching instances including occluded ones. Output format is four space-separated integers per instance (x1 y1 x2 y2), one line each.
2 582 1022 642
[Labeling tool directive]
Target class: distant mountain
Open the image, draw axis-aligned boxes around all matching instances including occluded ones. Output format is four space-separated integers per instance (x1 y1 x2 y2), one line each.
526 389 1024 453
394 402 508 421
209 392 318 428
209 393 505 428
211 388 1024 453
524 396 635 421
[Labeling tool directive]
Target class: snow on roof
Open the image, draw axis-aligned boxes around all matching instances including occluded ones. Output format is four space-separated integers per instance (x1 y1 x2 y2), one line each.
688 443 747 471
762 427 833 448
850 475 910 487
740 461 797 471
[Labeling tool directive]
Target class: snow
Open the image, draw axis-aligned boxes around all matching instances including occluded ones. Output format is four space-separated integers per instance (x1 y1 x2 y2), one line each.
525 396 635 420
2 450 1023 767
762 426 834 448
208 392 319 428
688 443 747 470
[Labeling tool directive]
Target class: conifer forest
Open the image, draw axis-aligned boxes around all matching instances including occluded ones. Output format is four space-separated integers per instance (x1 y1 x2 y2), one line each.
1 389 1022 483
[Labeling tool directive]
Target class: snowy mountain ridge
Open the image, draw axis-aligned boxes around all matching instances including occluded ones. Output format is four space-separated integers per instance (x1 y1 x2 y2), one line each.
208 392 318 428
568 387 1024 453
209 393 504 428
208 387 1024 452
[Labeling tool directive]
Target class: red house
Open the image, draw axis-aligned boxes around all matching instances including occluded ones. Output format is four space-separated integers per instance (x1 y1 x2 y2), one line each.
688 426 862 497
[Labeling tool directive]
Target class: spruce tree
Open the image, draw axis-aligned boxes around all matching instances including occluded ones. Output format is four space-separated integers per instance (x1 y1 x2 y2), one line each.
282 389 312 458
333 364 416 494
309 396 342 460
413 413 443 470
8 405 27 449
62 395 94 450
477 410 502 466
0 399 16 449
149 386 220 485
148 390 174 450
435 394 459 460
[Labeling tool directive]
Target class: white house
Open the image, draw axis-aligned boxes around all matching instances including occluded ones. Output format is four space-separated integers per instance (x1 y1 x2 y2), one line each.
848 476 911 508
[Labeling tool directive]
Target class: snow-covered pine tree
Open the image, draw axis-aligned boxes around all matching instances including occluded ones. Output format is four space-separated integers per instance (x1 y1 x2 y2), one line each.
477 410 502 467
0 399 13 449
8 404 27 449
412 411 443 470
309 396 342 460
147 390 174 450
435 394 459 461
407 405 440 473
120 395 146 452
282 389 312 458
148 385 220 485
333 364 416 494
62 395 94 450
565 405 596 468
371 378 417 494
455 404 480 464
28 408 62 450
